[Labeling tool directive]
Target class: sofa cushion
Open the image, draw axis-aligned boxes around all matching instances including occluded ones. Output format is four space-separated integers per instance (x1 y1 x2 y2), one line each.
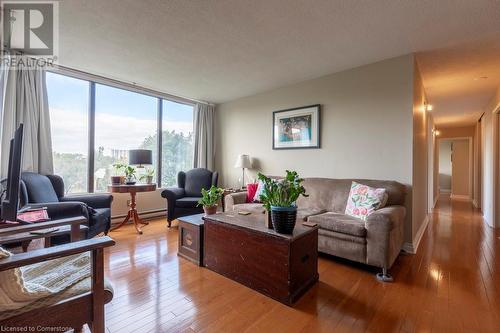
246 183 258 203
345 181 387 220
309 212 367 237
176 197 201 208
233 203 266 215
297 208 327 221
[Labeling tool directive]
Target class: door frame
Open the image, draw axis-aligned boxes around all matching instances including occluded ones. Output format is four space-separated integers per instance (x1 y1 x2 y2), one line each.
437 136 473 201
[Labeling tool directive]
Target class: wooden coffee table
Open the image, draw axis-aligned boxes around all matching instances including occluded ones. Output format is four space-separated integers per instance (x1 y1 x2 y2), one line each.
203 212 318 305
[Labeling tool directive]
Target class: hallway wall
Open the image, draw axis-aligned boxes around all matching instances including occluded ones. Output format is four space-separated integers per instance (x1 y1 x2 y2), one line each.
451 139 470 198
439 140 452 191
481 85 500 228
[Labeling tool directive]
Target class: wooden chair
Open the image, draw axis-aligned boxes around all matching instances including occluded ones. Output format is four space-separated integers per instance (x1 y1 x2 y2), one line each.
0 235 115 333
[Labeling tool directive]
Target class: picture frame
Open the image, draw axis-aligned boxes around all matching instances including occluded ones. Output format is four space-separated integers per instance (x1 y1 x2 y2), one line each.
272 104 321 150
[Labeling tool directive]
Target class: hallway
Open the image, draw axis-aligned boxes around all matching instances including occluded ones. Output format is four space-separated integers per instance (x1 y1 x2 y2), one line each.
396 194 500 332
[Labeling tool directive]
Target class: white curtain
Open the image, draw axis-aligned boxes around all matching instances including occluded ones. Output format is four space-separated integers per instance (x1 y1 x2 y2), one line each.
0 55 53 179
193 103 215 170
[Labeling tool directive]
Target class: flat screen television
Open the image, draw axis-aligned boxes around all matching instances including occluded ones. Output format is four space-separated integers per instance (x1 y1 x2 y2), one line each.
1 124 24 222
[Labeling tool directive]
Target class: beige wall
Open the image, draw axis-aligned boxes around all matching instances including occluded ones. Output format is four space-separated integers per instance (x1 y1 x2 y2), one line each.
439 140 452 191
482 85 500 227
451 139 470 197
411 61 430 247
110 189 166 223
216 54 421 244
437 126 475 139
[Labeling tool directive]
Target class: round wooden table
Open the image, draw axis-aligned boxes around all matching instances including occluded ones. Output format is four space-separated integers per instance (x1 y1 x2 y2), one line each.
108 183 157 234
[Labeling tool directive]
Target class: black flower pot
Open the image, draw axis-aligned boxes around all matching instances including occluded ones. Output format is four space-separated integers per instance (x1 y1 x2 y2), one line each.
270 206 297 234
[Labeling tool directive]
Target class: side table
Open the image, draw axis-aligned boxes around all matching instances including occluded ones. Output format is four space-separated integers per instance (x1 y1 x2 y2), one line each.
108 184 156 234
177 213 204 266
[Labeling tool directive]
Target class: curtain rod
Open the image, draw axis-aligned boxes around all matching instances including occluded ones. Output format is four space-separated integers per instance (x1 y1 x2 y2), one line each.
50 63 214 106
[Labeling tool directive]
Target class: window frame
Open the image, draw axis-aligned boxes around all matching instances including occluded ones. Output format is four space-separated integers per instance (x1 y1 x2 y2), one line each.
47 67 195 192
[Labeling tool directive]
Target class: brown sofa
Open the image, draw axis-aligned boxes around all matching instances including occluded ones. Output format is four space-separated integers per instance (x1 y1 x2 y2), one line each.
224 178 407 281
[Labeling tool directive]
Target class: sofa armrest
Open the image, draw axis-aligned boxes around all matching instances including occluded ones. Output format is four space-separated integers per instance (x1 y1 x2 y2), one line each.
60 194 113 209
224 192 247 211
365 205 406 269
366 205 406 232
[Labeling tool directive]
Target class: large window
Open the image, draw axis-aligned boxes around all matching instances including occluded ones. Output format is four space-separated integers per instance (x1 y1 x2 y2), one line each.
47 72 89 193
161 101 194 186
94 84 158 192
45 70 195 193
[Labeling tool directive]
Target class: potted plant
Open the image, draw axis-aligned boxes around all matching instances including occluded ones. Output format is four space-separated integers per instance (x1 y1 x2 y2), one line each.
140 167 155 184
111 163 126 185
258 170 308 234
124 165 137 185
197 185 224 215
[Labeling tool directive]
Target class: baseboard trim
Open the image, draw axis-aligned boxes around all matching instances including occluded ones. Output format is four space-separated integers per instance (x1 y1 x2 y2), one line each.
402 215 430 254
433 195 439 208
450 194 471 201
111 208 166 225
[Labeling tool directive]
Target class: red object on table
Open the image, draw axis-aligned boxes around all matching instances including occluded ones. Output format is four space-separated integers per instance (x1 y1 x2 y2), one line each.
17 209 50 223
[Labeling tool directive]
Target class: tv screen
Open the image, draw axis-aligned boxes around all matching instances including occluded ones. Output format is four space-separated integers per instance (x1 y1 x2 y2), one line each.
1 124 24 222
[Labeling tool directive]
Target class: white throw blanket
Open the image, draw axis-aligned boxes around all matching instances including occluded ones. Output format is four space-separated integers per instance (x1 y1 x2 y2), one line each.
0 247 90 311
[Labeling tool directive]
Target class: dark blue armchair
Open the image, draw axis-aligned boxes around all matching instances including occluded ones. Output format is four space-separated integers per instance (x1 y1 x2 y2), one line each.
20 172 113 243
161 168 218 227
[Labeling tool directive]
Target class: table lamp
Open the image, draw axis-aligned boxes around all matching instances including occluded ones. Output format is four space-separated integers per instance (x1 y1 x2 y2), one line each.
129 149 152 168
234 154 252 189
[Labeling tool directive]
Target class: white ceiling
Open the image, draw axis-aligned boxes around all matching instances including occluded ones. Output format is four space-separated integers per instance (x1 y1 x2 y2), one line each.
417 35 500 127
59 0 500 122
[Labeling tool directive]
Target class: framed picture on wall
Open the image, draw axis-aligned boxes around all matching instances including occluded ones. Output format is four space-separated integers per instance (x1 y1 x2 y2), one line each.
272 104 321 149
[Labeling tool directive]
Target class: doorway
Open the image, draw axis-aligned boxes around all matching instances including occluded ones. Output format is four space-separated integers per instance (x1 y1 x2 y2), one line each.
438 137 473 200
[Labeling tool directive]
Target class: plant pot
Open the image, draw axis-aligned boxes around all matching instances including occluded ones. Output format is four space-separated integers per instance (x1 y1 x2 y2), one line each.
125 175 136 185
270 206 297 234
145 175 153 184
119 176 125 184
111 176 122 185
203 205 218 215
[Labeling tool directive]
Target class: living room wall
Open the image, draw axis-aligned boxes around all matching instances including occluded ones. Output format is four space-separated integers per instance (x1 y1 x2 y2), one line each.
216 54 417 243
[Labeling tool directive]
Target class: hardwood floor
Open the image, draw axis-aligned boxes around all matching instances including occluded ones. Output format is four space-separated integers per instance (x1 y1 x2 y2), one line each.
98 195 500 332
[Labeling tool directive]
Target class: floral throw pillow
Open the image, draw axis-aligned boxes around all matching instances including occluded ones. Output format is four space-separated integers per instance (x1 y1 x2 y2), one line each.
345 182 387 220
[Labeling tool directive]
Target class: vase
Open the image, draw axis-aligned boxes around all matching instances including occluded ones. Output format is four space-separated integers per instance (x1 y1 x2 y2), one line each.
270 206 297 234
203 205 218 215
111 176 121 185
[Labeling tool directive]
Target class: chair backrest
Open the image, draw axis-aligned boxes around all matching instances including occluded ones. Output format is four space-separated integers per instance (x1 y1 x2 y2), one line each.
20 172 60 204
180 168 218 197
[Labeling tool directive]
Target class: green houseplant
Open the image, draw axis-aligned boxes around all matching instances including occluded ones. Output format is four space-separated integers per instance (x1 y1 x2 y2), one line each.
124 165 137 185
111 163 126 185
197 185 224 215
140 167 155 184
258 170 308 234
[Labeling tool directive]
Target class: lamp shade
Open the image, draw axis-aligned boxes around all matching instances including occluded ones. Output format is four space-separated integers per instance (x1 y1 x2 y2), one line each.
129 149 152 165
234 154 252 168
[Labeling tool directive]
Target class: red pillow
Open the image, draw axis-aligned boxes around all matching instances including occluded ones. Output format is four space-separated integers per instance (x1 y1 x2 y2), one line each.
246 183 258 203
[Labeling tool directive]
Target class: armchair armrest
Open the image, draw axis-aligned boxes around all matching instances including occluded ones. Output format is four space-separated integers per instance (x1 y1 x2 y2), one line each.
0 236 115 271
60 194 113 209
161 187 185 200
224 192 248 211
24 202 89 220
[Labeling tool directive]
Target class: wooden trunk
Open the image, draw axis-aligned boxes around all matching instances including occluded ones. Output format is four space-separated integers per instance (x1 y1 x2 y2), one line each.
203 213 318 305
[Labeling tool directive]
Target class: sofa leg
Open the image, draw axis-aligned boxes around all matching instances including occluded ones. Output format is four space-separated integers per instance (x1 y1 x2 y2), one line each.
167 220 171 228
376 268 393 282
